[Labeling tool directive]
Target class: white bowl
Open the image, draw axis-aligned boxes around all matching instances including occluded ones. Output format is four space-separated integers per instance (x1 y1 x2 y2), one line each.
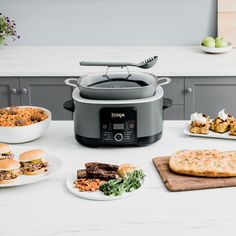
0 106 51 143
200 43 232 54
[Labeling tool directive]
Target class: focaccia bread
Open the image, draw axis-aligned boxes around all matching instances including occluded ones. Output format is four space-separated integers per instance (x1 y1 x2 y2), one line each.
169 149 236 177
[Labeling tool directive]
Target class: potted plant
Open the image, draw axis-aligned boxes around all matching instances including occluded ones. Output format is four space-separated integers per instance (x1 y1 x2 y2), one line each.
0 13 20 46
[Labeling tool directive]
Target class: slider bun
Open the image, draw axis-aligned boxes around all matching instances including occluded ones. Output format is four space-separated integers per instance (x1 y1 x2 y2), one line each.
0 177 19 184
118 164 137 178
0 143 11 154
22 167 48 176
0 159 20 171
19 149 45 162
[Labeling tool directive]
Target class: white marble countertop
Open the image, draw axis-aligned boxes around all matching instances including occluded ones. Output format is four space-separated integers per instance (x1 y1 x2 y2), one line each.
1 121 236 236
0 46 236 77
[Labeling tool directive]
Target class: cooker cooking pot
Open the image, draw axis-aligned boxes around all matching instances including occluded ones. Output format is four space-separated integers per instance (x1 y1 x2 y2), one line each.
65 72 162 100
64 59 172 147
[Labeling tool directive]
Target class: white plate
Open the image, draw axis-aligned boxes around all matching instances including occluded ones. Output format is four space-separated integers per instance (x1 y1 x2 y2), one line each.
66 174 144 201
184 124 236 140
200 43 232 54
0 154 62 187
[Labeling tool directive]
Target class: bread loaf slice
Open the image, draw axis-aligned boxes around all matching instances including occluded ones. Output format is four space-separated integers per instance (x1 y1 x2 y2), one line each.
169 150 236 177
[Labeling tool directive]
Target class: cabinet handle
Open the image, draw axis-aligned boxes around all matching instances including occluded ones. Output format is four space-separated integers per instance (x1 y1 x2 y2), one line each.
21 88 28 94
185 88 193 94
10 88 17 94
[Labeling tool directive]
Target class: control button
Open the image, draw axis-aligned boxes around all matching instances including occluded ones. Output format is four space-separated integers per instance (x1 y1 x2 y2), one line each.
102 124 108 129
129 123 135 129
114 133 123 142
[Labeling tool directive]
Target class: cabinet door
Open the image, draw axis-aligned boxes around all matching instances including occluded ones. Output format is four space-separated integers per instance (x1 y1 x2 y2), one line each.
185 77 236 119
20 78 73 120
163 77 184 120
0 78 20 107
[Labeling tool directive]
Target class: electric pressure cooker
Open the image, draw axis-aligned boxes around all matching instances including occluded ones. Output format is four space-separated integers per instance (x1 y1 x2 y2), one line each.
64 58 172 147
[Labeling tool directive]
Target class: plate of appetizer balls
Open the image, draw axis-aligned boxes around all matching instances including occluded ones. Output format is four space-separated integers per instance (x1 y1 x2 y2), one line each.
184 109 236 139
66 162 145 201
0 143 62 187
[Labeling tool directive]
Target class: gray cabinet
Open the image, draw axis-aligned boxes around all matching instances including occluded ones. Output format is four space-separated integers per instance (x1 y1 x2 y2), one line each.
185 77 236 119
0 77 72 120
0 78 20 107
163 77 184 120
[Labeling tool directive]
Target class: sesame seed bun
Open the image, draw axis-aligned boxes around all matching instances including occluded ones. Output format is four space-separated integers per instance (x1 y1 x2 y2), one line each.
19 149 45 162
0 159 20 171
0 143 11 154
22 167 48 176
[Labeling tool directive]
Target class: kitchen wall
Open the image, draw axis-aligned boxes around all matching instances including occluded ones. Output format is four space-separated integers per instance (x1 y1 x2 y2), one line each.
1 0 217 46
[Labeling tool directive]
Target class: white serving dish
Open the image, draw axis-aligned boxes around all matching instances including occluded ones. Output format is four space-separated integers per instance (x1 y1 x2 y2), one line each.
66 174 144 201
184 123 236 140
200 43 232 54
0 106 51 143
0 153 62 187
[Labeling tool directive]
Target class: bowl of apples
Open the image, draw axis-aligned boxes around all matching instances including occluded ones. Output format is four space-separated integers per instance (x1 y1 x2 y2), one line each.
200 36 232 54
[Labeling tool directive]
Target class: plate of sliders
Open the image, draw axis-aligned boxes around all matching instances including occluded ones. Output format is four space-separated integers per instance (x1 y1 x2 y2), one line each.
0 143 62 187
66 162 145 201
184 109 236 140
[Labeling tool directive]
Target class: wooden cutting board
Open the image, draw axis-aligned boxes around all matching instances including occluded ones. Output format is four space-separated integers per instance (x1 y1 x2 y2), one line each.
153 156 236 192
218 0 236 47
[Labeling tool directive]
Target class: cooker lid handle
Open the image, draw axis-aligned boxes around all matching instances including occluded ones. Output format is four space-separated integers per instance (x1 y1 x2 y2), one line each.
65 78 79 88
158 77 171 86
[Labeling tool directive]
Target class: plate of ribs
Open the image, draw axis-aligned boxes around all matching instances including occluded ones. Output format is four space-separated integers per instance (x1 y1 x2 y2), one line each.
66 162 145 201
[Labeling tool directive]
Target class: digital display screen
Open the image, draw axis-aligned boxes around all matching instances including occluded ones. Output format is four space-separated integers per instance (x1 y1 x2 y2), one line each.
113 123 124 130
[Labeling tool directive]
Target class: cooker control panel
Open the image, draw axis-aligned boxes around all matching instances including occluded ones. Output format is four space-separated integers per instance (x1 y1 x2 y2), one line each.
100 107 137 145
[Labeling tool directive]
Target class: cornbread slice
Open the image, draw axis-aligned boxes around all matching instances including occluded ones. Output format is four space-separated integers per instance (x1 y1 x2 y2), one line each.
169 149 236 177
230 121 236 136
210 118 230 133
210 114 234 133
189 114 211 135
190 121 211 134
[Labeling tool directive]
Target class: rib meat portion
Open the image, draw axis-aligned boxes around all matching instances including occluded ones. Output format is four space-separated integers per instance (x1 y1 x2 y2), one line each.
76 162 119 181
85 162 119 171
86 168 119 180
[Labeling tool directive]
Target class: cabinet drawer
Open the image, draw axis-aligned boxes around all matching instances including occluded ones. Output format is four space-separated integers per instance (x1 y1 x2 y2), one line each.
162 77 184 105
164 105 184 120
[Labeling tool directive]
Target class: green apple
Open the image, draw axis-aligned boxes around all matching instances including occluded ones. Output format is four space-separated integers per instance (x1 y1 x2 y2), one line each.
215 37 228 48
215 37 223 42
202 36 215 48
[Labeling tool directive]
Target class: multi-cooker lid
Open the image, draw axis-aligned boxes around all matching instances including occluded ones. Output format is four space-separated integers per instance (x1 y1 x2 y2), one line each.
64 58 170 100
76 71 159 100
79 72 157 89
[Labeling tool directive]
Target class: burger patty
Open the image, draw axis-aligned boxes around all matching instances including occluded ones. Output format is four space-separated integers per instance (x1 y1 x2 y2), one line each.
0 170 21 181
20 161 48 173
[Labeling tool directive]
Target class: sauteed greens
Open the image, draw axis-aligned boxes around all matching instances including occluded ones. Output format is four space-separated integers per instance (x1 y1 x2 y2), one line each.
99 170 145 196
